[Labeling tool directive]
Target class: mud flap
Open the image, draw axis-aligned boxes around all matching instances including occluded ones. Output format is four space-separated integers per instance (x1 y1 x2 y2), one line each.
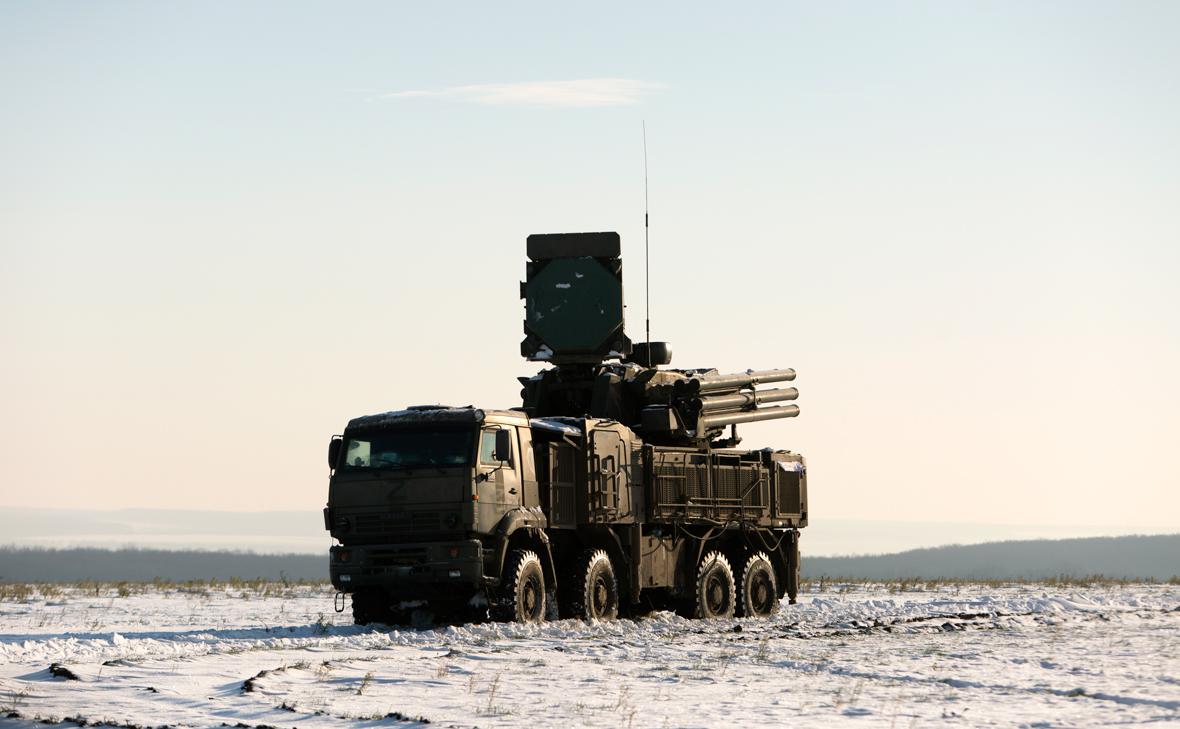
786 533 800 605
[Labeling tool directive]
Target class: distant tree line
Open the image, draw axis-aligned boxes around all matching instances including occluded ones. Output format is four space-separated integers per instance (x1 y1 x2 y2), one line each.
802 534 1180 581
0 546 326 583
1 534 1176 583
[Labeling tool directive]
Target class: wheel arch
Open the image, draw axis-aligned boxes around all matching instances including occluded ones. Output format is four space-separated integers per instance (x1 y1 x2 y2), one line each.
491 509 557 589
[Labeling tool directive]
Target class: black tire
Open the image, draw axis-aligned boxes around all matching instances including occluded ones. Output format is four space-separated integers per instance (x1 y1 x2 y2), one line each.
737 551 779 618
693 551 736 619
569 549 619 621
351 588 385 626
491 549 546 624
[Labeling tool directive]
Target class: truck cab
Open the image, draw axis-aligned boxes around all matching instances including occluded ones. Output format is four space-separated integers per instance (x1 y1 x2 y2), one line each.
325 406 547 623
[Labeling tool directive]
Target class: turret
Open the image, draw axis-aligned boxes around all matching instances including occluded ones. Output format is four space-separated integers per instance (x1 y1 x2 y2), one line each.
517 232 800 446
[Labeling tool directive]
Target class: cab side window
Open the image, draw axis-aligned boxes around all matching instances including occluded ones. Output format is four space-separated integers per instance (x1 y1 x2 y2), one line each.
479 428 513 466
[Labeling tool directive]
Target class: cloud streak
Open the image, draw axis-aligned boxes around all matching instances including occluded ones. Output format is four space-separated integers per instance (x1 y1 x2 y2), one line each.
382 78 663 107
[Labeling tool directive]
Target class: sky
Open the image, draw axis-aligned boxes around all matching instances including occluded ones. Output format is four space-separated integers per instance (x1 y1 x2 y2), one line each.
2 2 1178 542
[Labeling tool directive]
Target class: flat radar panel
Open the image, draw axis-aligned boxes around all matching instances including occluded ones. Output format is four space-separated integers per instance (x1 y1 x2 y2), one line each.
521 232 630 363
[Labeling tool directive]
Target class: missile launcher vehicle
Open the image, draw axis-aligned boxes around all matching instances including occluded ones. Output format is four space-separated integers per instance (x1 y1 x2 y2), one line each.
325 232 807 624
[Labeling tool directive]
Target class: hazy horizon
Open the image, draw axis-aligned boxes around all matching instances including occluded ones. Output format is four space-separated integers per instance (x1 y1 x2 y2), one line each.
2 2 1178 531
1 506 1175 558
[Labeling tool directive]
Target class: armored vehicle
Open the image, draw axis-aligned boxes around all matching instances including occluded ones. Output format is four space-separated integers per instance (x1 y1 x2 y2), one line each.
325 232 807 624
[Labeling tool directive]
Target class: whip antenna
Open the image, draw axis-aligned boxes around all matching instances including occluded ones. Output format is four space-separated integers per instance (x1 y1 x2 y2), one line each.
643 121 651 367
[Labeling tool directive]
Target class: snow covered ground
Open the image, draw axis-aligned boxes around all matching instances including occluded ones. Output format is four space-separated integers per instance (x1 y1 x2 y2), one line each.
1 582 1177 728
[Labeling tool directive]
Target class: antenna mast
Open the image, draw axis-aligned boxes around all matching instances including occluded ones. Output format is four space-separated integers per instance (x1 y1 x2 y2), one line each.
643 121 651 367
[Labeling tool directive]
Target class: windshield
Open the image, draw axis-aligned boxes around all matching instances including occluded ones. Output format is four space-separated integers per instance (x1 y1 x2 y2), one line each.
340 427 475 470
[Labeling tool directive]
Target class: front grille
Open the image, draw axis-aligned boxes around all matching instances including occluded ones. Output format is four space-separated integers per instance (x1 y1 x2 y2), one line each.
368 547 428 567
353 511 439 535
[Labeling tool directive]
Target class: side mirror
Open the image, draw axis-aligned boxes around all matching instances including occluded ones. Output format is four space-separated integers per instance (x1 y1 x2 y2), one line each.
328 437 342 468
493 429 511 463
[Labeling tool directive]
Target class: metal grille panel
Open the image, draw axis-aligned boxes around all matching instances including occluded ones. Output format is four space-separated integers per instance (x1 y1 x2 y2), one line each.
353 511 439 535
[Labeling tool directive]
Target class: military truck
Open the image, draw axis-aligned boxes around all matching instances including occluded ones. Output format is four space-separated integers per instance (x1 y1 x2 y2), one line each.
325 233 807 624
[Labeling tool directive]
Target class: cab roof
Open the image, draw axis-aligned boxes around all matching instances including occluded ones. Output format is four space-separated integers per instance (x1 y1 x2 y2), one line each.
345 405 527 431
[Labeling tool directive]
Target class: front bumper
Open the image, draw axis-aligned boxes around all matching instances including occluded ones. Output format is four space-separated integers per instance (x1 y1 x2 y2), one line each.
329 539 486 595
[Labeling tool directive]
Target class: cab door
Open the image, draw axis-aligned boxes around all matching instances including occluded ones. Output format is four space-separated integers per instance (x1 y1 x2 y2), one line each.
476 425 522 511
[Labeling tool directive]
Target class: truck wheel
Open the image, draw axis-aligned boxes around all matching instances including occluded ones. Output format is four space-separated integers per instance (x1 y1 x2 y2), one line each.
693 551 736 619
351 588 384 626
492 549 546 624
570 549 619 621
737 552 779 618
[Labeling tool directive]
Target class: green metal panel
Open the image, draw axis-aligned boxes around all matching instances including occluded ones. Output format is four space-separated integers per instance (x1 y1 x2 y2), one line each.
524 257 624 355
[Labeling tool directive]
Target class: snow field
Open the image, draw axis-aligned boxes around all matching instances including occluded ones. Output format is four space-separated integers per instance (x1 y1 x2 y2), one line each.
0 582 1177 728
